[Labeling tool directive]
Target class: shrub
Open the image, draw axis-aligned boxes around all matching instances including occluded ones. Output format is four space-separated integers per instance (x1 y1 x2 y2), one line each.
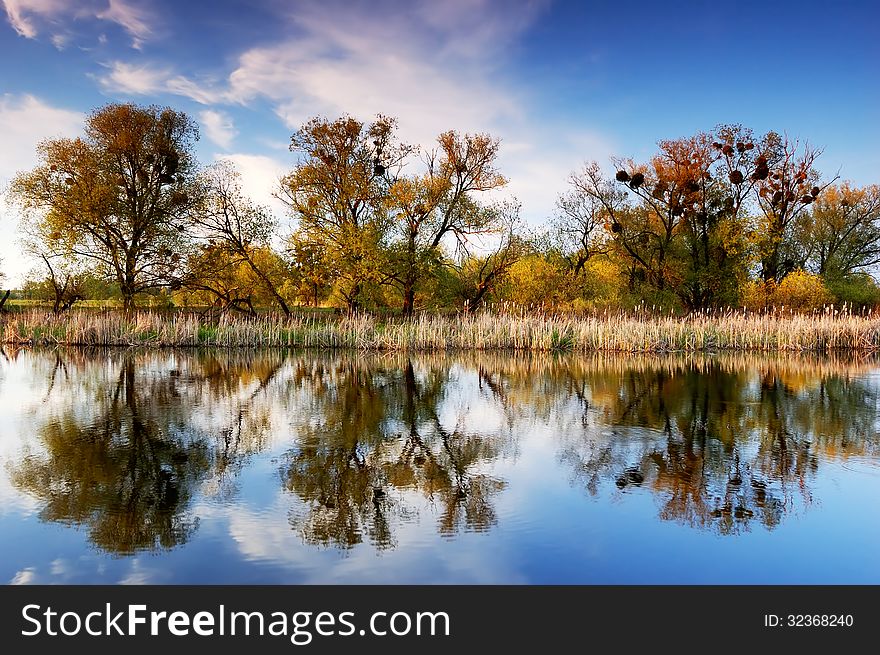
745 271 832 312
825 273 880 310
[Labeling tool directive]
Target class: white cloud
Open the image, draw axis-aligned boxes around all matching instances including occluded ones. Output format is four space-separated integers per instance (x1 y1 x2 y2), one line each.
88 0 610 226
9 567 36 584
216 153 290 223
500 129 618 225
2 0 156 48
199 109 237 149
98 61 225 105
218 0 537 148
95 0 152 49
96 0 540 145
0 94 83 287
97 60 168 95
49 31 68 49
165 75 225 105
2 0 65 38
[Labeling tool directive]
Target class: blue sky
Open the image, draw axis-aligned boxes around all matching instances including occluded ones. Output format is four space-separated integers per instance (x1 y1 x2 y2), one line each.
1 0 878 285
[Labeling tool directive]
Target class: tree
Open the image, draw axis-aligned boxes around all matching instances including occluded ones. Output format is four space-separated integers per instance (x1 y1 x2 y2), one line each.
386 131 508 315
552 164 612 275
795 182 880 278
287 229 333 307
10 103 200 310
36 254 84 313
190 161 291 315
752 134 835 283
182 244 261 315
502 254 572 308
278 115 409 311
574 127 764 309
0 258 8 311
448 202 527 312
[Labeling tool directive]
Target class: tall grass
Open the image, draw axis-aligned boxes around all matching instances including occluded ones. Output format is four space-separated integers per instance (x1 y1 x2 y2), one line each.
3 308 880 351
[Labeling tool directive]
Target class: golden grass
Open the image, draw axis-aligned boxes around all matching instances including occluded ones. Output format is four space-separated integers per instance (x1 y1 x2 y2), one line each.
2 308 880 351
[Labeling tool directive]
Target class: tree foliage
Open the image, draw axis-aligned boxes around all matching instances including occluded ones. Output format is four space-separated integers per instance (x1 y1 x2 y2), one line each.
278 115 408 311
796 182 880 278
10 103 200 309
189 161 292 315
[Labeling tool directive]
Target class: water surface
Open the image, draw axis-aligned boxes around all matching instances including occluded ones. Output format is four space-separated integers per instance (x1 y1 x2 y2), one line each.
1 347 879 584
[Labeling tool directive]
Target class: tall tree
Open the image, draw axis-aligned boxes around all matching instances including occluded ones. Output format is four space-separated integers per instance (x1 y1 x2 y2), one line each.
795 182 880 278
448 201 527 312
752 134 834 283
574 126 764 309
552 164 612 275
278 115 409 311
10 103 200 310
387 131 508 315
190 161 291 315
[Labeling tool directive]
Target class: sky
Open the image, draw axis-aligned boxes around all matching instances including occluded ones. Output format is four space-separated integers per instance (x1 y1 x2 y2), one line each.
0 0 878 286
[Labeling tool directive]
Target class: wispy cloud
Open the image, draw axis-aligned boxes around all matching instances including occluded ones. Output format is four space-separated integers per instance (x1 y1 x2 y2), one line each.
95 0 152 49
200 109 237 149
223 0 543 146
96 60 169 94
98 60 225 104
49 30 68 49
91 0 611 221
9 568 36 585
2 0 66 38
96 0 543 145
2 0 156 48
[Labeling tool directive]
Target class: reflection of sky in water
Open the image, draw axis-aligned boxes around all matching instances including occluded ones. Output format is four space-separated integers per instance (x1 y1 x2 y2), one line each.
1 349 879 584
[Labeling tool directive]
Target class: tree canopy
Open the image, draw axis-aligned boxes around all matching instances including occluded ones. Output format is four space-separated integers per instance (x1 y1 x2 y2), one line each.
11 103 201 309
7 103 879 315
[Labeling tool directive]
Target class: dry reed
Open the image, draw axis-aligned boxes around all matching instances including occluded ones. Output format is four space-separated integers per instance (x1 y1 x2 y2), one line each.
2 308 880 352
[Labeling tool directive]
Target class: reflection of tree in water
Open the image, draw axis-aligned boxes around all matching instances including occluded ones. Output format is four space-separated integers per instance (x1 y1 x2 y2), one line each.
9 349 282 554
11 358 210 553
283 358 506 549
10 348 878 553
552 356 880 534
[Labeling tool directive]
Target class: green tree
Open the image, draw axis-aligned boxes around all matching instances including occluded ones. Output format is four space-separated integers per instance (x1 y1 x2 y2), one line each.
287 229 333 307
10 103 200 310
795 182 880 279
182 244 263 314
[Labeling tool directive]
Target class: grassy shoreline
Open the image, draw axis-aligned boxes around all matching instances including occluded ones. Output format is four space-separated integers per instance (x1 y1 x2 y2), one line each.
3 308 880 352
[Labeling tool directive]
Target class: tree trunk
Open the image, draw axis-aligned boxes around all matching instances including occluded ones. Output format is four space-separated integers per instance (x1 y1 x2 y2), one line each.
402 283 415 318
347 282 361 313
0 289 9 312
402 233 418 318
244 258 291 317
762 252 779 284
